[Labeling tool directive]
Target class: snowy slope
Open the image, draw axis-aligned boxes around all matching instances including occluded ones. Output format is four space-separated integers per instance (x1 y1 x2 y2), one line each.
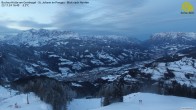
91 93 196 110
138 57 196 87
0 86 52 110
145 32 196 57
68 98 101 110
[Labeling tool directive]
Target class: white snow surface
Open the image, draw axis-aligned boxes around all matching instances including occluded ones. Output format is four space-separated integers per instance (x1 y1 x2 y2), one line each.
140 57 196 87
152 32 196 39
68 98 101 110
97 51 118 64
25 66 35 74
59 67 72 76
0 86 52 110
91 93 196 110
72 62 89 70
91 59 104 65
101 75 120 81
1 86 196 110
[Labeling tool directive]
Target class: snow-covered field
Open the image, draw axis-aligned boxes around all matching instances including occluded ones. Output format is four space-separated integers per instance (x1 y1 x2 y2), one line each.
0 86 52 110
68 93 196 110
1 85 196 110
68 98 101 110
92 93 196 110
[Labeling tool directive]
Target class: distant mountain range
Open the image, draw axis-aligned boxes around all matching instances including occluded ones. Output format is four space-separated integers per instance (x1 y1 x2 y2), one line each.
144 32 196 57
0 29 196 84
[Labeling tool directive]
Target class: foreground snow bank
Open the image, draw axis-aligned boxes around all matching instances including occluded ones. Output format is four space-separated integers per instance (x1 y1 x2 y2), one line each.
68 98 101 110
2 84 196 110
92 92 196 110
0 86 52 110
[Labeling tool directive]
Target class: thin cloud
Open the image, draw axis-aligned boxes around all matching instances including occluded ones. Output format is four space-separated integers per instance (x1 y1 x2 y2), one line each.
17 20 53 29
0 0 195 40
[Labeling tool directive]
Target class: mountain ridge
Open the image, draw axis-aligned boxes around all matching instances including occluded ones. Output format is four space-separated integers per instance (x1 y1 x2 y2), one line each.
0 29 196 84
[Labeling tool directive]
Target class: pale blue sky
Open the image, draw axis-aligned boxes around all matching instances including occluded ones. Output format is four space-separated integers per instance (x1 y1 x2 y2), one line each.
0 0 195 39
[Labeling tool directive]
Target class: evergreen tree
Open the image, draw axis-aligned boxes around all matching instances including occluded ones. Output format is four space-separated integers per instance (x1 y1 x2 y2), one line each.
103 95 110 106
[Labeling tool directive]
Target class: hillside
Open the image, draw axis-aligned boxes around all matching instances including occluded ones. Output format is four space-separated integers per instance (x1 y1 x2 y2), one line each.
91 93 196 110
67 92 196 110
0 86 52 110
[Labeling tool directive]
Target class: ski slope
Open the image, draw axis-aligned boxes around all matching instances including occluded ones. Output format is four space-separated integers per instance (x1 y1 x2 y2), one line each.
1 85 196 110
68 98 101 110
68 92 196 110
92 93 196 110
0 86 52 110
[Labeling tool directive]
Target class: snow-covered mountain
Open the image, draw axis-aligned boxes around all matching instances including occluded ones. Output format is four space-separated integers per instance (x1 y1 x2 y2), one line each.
2 29 79 46
120 47 196 88
149 32 196 45
144 32 196 57
2 29 141 47
1 30 196 85
1 30 196 110
0 29 151 82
